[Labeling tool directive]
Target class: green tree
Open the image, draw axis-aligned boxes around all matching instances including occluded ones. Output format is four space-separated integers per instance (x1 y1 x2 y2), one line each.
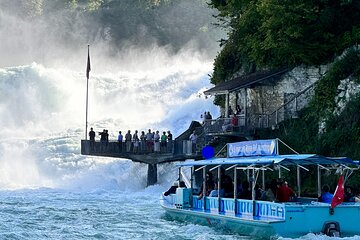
209 0 360 86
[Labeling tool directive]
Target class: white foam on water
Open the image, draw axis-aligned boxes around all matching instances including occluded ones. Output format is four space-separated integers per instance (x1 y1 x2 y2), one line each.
0 53 219 190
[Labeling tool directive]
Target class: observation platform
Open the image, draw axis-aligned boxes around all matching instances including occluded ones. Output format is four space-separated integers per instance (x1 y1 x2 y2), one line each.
81 140 202 186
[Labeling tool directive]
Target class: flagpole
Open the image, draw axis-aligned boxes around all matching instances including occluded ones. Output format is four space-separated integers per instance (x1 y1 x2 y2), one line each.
85 45 90 140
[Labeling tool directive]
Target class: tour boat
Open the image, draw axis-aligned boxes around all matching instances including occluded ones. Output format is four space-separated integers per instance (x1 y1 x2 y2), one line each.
160 139 359 238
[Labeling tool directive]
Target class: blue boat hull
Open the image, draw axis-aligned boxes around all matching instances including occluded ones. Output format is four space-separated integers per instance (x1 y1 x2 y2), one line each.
162 206 277 238
161 192 360 238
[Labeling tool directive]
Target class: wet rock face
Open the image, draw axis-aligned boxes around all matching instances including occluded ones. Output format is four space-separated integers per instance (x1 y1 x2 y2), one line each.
334 78 360 116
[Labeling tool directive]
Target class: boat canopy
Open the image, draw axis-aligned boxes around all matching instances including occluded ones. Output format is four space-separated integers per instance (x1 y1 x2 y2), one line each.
177 154 356 167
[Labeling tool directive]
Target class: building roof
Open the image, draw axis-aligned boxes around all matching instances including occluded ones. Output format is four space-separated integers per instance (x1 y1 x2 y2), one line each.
204 68 289 95
177 154 355 167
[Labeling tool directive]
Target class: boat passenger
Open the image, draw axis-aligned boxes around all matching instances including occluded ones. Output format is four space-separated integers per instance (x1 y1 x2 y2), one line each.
238 181 252 200
198 171 215 199
354 192 360 202
254 184 263 200
261 182 276 201
344 186 355 202
209 182 224 197
221 167 234 198
276 181 296 202
164 181 179 196
319 184 333 203
164 181 186 197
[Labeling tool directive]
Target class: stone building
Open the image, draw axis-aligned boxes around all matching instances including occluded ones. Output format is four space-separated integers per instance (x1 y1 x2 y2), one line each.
204 66 328 131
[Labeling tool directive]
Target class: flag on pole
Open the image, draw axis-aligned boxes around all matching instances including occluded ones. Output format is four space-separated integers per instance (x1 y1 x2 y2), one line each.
86 45 91 79
331 175 344 209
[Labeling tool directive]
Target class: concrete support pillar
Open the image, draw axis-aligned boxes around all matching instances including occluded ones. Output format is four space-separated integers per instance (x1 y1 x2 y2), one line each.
147 163 158 186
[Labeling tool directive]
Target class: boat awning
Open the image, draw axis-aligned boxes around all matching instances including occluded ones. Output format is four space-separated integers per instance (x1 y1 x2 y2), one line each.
177 154 356 167
204 68 289 96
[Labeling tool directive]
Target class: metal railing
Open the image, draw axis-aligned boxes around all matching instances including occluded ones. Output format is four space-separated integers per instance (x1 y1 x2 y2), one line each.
82 139 201 157
203 116 246 134
259 83 315 129
202 83 316 136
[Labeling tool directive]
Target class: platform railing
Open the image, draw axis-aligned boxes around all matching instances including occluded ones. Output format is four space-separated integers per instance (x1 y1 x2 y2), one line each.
203 116 246 134
202 83 316 136
82 139 197 156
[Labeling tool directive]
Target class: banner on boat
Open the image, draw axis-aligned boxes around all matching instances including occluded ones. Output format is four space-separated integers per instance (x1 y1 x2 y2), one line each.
227 139 277 157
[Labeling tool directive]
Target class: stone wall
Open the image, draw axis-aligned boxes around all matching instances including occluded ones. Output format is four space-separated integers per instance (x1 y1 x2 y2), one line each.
227 65 329 128
334 77 360 116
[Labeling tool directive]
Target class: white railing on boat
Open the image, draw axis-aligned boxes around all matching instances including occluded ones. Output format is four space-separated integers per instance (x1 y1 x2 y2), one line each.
191 196 285 220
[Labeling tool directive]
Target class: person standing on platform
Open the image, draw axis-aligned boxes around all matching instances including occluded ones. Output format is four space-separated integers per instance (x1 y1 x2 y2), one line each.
231 114 238 128
140 131 146 152
117 131 123 153
167 130 173 141
160 131 167 152
146 129 153 153
89 127 95 152
105 129 109 151
206 111 212 120
189 131 198 153
125 130 132 152
236 104 242 115
200 111 207 124
154 130 160 153
228 106 233 116
133 130 139 154
167 130 173 153
99 129 107 152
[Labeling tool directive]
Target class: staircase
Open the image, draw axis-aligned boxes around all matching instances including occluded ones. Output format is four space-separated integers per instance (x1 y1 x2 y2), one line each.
192 83 316 154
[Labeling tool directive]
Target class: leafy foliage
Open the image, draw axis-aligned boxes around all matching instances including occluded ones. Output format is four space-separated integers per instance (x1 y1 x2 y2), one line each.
209 1 360 168
209 0 360 89
311 48 360 118
255 48 360 159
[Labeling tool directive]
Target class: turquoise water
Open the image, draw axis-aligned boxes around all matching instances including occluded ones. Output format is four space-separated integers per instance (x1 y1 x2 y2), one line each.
0 188 251 240
1 187 357 239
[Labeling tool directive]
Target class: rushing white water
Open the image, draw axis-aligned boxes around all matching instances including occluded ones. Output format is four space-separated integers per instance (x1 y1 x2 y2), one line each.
0 50 252 239
0 48 219 190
